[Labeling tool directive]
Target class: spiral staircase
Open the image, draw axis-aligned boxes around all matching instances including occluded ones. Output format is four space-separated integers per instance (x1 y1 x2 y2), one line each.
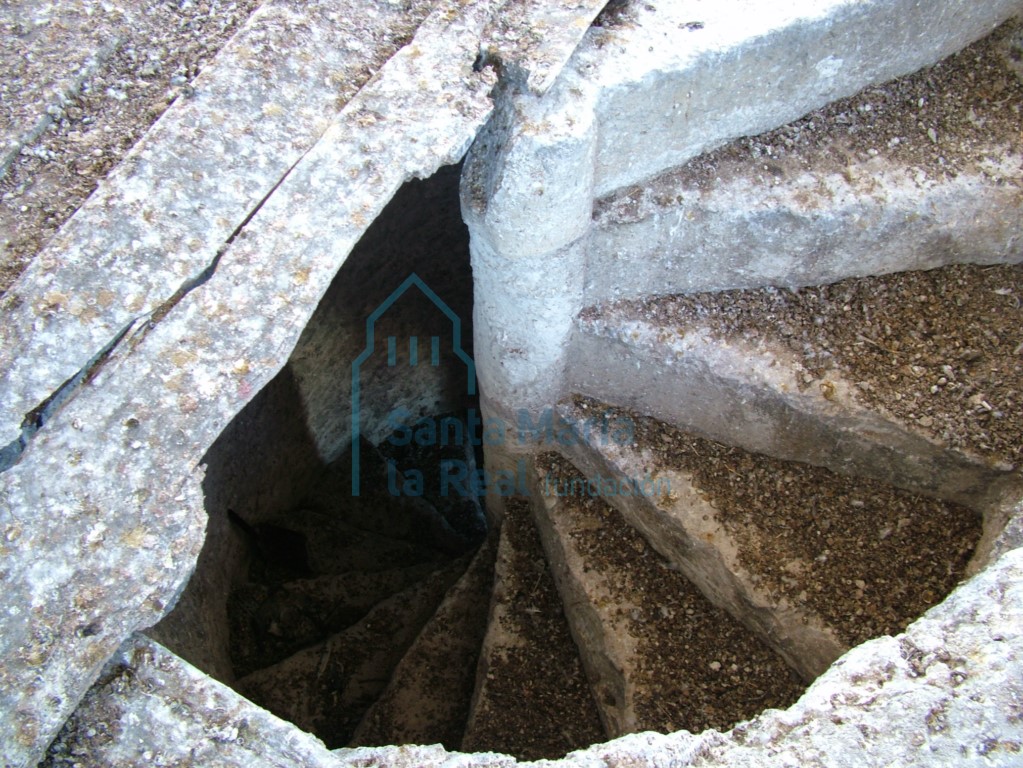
2 1 1023 767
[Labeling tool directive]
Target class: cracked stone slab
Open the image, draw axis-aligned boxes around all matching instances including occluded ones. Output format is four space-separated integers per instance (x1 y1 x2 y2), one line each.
0 0 498 760
479 0 607 95
0 0 439 452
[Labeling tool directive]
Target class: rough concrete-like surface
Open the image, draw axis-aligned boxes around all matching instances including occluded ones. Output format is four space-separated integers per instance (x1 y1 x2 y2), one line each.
568 302 1019 511
462 0 1023 438
43 551 1023 766
479 0 607 95
0 0 129 178
586 21 1023 303
552 402 845 681
0 0 438 452
530 455 805 735
462 500 604 760
44 635 353 768
0 0 497 760
577 0 1023 197
352 535 497 750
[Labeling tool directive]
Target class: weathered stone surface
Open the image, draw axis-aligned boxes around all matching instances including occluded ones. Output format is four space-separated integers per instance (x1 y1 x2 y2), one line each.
567 303 1019 512
588 143 1023 305
45 635 354 768
0 0 497 761
529 454 806 735
462 500 604 759
585 22 1023 303
352 535 497 749
552 402 845 682
0 0 439 452
42 551 1023 766
463 0 1023 437
479 0 607 95
236 559 467 748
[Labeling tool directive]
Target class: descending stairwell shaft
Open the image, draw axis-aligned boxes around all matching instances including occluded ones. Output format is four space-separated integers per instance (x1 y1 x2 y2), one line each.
143 20 1023 762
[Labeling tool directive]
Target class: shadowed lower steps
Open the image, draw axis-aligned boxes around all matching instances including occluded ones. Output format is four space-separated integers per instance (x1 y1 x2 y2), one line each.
530 453 806 736
235 556 469 748
461 499 605 760
350 533 498 750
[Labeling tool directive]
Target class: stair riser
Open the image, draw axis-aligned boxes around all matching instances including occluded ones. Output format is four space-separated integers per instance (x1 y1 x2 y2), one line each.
551 424 844 682
527 461 639 736
568 324 1019 516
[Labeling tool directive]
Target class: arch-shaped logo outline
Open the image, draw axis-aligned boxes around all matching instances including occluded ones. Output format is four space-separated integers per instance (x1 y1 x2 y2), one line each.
351 272 476 495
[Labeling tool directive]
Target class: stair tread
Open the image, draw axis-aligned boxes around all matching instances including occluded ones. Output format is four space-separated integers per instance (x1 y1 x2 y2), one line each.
235 555 469 748
461 499 604 760
591 263 1023 468
531 453 805 736
349 533 498 750
228 562 441 678
557 398 981 653
572 263 1023 508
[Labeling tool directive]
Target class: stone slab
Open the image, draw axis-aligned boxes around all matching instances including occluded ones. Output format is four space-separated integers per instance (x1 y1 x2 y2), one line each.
0 0 438 452
351 536 497 750
552 402 845 681
0 0 497 761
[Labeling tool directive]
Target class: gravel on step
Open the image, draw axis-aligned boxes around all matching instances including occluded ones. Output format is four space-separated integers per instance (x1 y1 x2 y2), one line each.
571 398 982 647
0 0 264 294
537 452 805 735
462 498 604 761
608 262 1023 467
598 18 1023 219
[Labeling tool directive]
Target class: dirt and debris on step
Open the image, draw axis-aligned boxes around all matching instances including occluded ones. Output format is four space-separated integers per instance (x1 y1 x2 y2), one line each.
463 498 604 761
0 0 263 295
611 263 1023 467
571 397 982 647
351 535 497 751
537 452 805 734
599 18 1023 221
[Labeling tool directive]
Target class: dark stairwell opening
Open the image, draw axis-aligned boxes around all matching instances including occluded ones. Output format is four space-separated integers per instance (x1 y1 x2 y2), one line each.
147 162 491 749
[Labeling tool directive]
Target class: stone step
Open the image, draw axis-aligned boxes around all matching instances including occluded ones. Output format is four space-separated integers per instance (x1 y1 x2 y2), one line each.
350 533 498 750
553 398 983 681
569 262 1023 523
461 498 604 760
529 452 806 736
227 562 441 679
235 555 469 748
585 22 1023 304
